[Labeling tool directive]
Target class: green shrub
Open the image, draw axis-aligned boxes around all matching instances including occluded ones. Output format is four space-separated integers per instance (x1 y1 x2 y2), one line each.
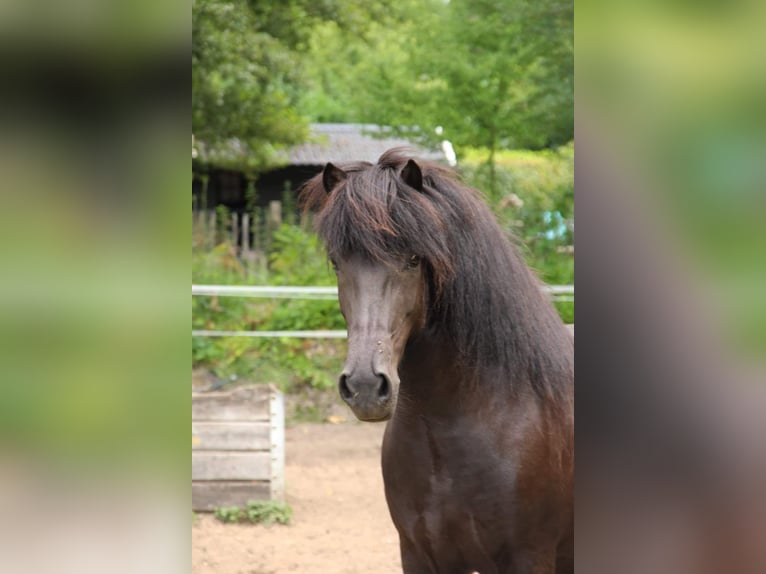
460 144 574 306
214 500 292 525
192 224 346 388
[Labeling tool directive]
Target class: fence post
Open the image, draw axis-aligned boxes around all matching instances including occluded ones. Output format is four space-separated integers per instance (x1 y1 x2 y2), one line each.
252 208 262 254
195 210 204 235
241 213 250 258
207 210 217 248
268 200 282 228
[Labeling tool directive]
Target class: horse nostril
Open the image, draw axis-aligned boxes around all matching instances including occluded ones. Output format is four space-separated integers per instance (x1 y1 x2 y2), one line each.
339 374 353 400
377 374 390 399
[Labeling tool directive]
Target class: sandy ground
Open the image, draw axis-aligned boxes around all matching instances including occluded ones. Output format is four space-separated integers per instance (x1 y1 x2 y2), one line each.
192 421 401 574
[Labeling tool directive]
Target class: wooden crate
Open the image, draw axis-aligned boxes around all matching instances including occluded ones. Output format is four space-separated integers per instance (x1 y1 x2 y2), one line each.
192 385 284 511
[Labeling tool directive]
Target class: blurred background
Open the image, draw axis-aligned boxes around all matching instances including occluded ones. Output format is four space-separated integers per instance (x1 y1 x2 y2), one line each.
577 2 766 573
0 2 189 574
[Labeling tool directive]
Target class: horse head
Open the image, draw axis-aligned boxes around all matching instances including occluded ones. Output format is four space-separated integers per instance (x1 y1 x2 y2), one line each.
323 160 429 421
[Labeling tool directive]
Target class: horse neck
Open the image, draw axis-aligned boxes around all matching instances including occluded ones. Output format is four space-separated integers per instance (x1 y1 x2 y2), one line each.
396 331 531 420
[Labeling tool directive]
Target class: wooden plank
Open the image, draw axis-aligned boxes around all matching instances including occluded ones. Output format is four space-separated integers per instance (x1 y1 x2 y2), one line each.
192 481 271 511
192 452 271 481
192 421 270 451
192 386 270 422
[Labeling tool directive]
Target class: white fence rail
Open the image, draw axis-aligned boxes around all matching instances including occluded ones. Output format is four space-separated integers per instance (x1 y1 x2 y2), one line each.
192 329 349 339
192 284 573 299
192 285 338 300
192 284 573 339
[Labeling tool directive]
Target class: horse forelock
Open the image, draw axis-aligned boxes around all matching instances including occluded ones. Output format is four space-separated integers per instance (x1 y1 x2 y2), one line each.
299 149 459 293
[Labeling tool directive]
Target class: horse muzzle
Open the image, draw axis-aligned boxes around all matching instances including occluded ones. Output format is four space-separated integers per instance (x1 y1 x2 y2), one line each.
338 370 397 422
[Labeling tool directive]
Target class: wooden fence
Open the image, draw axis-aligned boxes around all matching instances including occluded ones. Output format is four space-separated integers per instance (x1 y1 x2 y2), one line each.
192 201 303 258
192 385 285 511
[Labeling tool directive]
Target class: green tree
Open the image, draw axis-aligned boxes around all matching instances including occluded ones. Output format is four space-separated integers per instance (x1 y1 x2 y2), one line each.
302 0 572 194
192 0 312 171
426 0 573 196
436 0 572 168
300 0 443 125
193 0 415 170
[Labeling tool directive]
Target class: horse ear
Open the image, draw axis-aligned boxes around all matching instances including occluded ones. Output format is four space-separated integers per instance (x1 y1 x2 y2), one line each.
322 162 347 194
400 159 423 192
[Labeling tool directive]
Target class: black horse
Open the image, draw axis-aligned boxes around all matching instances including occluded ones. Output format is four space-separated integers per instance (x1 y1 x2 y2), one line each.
300 149 573 574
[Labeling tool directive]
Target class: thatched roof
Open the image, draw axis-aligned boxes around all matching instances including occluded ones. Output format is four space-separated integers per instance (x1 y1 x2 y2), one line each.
285 124 445 165
193 124 447 170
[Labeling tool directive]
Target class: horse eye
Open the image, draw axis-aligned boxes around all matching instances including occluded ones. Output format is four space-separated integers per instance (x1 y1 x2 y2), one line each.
406 255 421 269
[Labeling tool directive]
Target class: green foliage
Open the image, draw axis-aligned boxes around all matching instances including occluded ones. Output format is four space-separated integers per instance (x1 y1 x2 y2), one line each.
300 2 439 124
192 0 424 171
267 224 335 286
300 0 572 153
439 0 573 151
192 0 310 171
192 0 573 186
192 224 345 389
214 500 292 525
460 144 574 321
461 145 573 270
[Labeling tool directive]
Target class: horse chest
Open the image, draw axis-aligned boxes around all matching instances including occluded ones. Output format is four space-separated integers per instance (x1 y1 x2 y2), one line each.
382 417 515 563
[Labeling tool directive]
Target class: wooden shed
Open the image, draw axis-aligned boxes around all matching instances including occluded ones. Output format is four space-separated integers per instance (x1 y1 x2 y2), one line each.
192 123 449 214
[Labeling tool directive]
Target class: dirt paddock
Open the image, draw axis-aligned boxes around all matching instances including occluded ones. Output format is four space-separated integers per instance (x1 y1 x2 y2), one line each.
192 421 402 574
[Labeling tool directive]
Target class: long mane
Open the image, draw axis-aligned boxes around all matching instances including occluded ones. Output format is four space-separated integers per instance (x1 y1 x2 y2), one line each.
299 148 572 400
